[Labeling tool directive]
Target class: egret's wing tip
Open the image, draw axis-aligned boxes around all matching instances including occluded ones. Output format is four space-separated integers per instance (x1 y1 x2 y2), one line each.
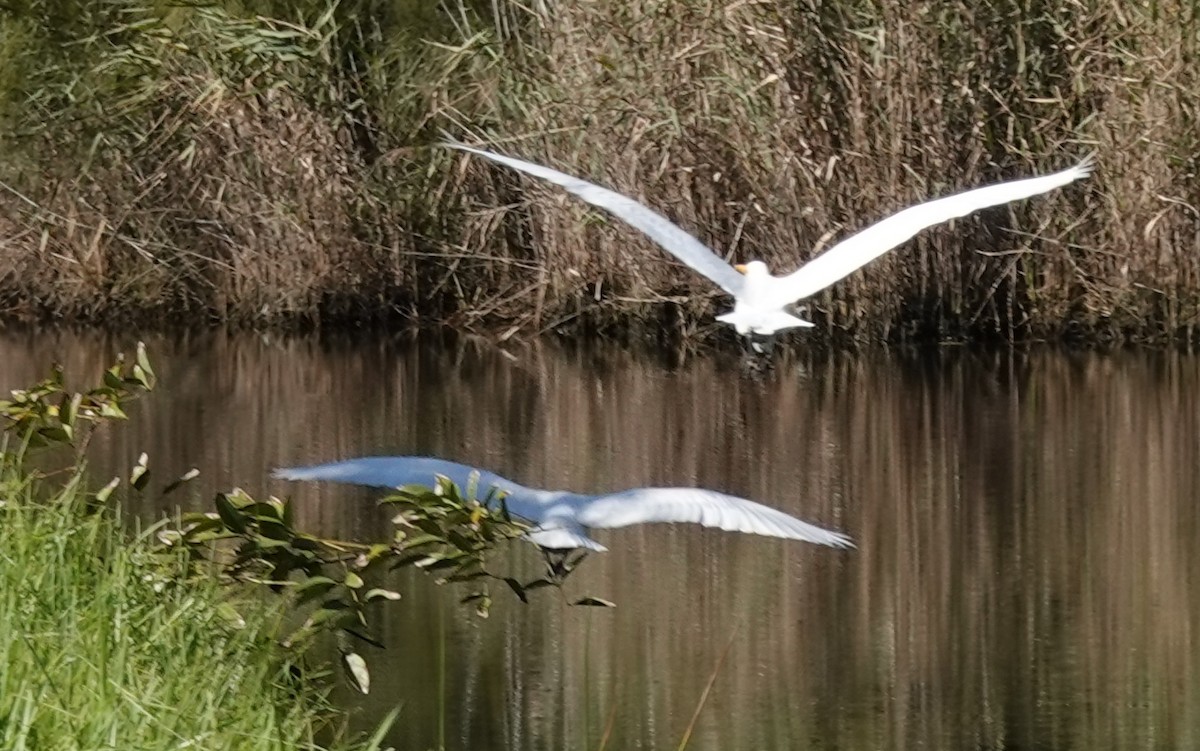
817 533 855 549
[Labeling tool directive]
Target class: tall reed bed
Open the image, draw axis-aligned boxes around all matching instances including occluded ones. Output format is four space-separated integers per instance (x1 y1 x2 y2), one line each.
0 0 1197 343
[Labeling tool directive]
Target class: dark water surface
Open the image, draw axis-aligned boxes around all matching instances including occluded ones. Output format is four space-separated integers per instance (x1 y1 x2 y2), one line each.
2 329 1198 750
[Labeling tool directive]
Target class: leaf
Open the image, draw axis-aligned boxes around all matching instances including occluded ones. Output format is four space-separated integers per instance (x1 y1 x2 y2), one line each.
214 493 248 534
250 537 291 550
216 603 247 629
394 483 438 499
290 535 324 551
396 533 443 550
389 552 435 570
95 477 120 504
179 515 225 539
135 342 156 387
38 426 72 444
130 452 150 491
61 392 81 428
445 570 489 583
245 501 286 523
343 572 364 589
474 595 492 619
461 591 493 617
418 555 466 573
465 470 480 501
342 652 370 694
162 468 199 496
265 495 288 517
504 577 529 603
130 364 151 390
357 544 393 570
257 519 292 542
344 628 386 649
293 576 338 606
572 597 616 608
266 560 298 592
413 518 451 537
103 369 125 390
157 529 182 546
447 529 478 552
365 588 401 603
98 402 127 420
304 603 358 631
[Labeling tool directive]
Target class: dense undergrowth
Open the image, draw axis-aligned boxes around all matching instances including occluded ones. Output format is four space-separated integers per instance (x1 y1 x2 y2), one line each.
0 379 389 750
0 478 392 750
0 0 1197 344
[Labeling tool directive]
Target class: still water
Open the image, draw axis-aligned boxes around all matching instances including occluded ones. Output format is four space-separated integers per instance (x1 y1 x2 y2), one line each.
2 328 1198 750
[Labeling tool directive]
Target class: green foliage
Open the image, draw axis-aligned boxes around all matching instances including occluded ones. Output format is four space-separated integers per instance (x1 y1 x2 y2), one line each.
160 472 600 693
3 2 338 149
0 341 154 451
0 347 385 750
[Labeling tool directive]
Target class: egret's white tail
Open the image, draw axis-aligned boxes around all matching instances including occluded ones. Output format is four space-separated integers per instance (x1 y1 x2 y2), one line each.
716 309 814 335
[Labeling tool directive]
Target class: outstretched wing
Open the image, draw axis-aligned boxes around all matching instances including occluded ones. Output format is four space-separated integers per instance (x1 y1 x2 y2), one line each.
776 157 1095 302
445 141 746 297
275 456 607 551
273 456 519 498
572 487 854 548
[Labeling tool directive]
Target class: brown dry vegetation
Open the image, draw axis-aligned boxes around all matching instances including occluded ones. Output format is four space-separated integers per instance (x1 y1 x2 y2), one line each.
0 0 1198 344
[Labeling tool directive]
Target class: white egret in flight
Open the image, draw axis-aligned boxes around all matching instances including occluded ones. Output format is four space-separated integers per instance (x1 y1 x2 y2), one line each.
446 141 1093 349
274 456 852 552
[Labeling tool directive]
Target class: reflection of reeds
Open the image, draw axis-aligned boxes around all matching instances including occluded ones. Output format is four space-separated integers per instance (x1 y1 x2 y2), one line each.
1 2 1198 340
2 333 1197 749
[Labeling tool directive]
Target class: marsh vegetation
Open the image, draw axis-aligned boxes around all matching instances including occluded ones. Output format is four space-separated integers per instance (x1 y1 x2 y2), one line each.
0 0 1196 343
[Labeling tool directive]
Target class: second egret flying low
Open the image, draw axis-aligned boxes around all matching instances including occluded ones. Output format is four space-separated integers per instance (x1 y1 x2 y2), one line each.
274 456 853 552
447 140 1093 348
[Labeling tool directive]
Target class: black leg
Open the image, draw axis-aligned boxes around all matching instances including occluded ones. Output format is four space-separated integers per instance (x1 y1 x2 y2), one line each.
541 548 588 582
752 333 776 356
739 334 777 376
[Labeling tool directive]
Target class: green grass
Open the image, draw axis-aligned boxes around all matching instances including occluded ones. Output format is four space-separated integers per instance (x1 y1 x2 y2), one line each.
0 455 383 751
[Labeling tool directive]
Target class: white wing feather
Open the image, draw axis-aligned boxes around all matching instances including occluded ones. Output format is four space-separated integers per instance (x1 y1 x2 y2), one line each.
276 457 854 550
445 141 747 296
273 456 519 495
274 457 609 551
572 488 854 548
776 158 1095 302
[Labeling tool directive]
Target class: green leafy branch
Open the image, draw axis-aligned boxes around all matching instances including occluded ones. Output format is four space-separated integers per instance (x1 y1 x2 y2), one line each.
0 342 155 456
159 476 561 693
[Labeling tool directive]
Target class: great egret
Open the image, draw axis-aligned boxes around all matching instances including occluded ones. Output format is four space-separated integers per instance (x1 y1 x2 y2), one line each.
274 456 853 552
447 141 1093 348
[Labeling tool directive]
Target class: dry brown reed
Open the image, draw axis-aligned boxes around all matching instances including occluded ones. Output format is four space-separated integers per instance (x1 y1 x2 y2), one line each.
0 0 1198 343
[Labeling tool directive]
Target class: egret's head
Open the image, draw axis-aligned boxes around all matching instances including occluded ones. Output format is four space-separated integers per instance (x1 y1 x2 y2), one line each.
734 260 770 278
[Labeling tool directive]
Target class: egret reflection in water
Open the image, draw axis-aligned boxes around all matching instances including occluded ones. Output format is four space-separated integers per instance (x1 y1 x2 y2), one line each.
274 455 854 554
447 141 1094 350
